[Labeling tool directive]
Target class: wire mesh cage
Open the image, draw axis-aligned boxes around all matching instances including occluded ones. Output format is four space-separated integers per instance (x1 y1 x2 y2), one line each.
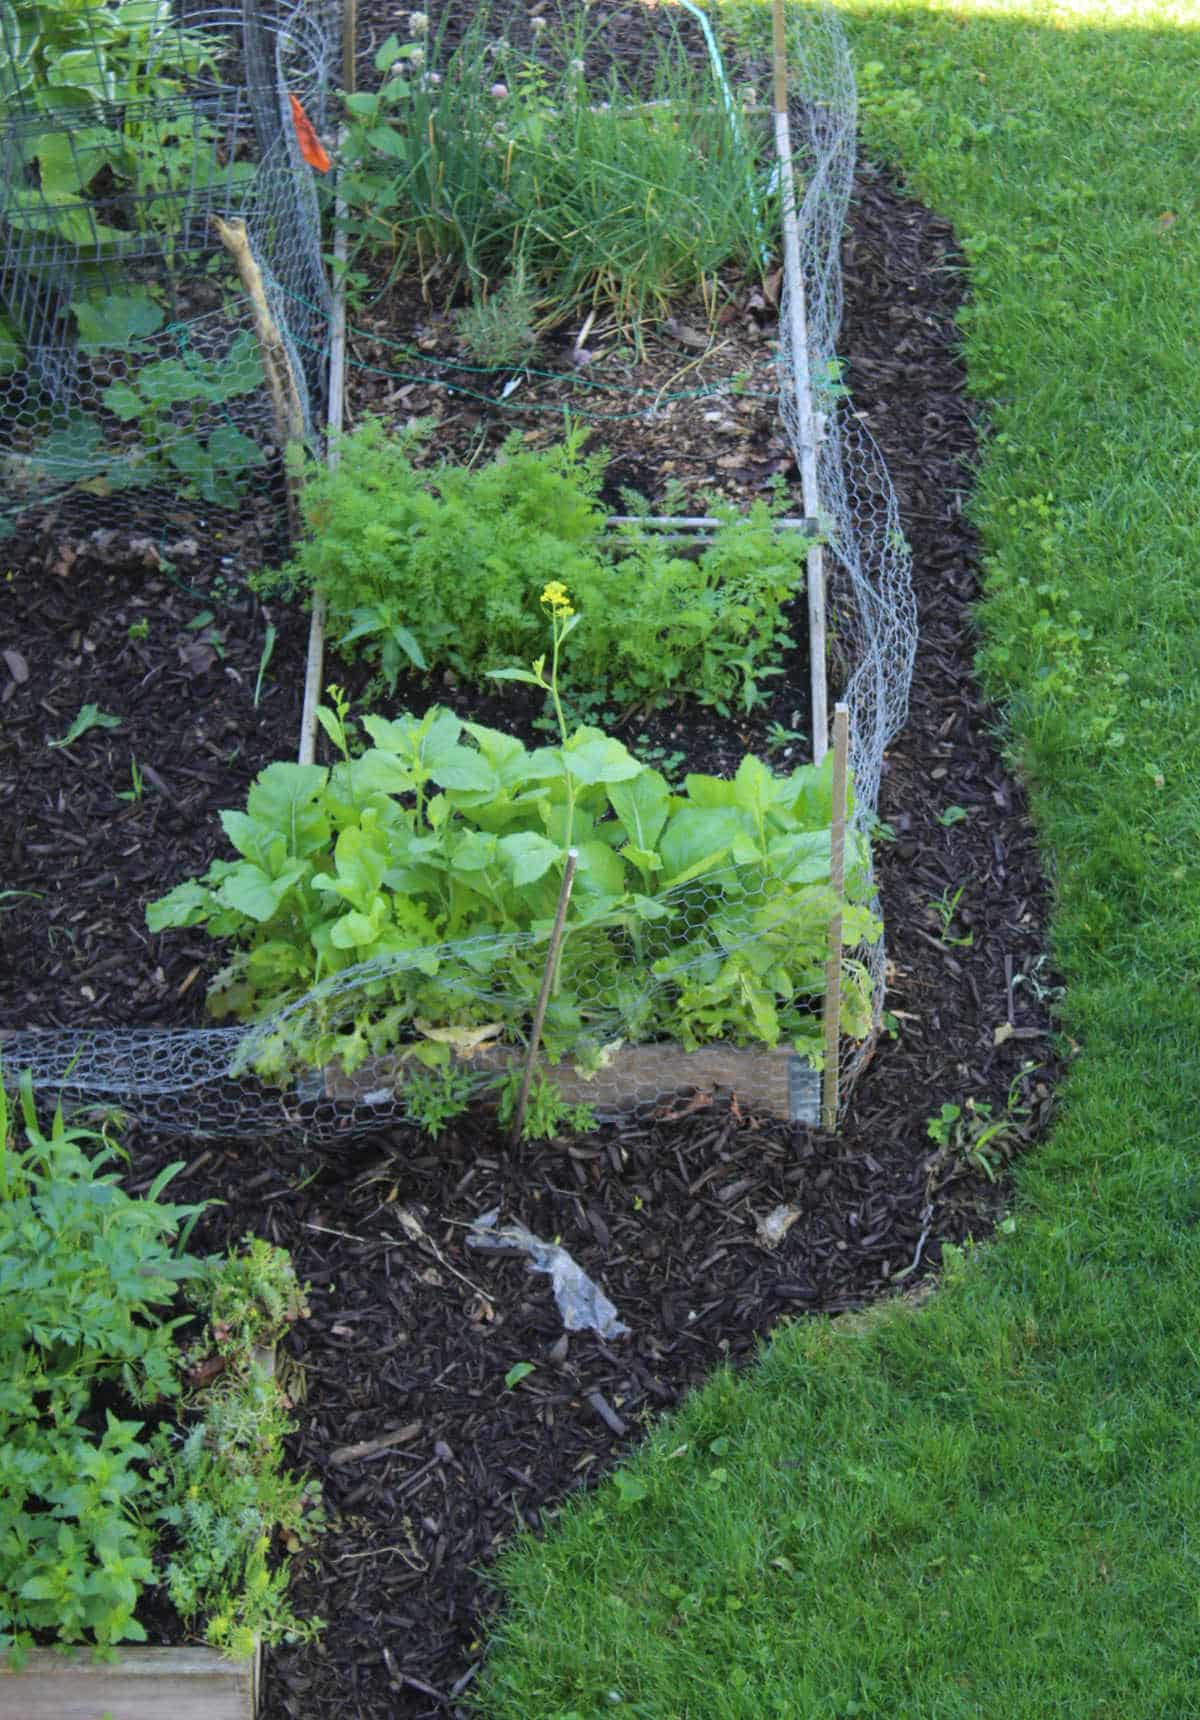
0 0 335 551
2 0 917 1140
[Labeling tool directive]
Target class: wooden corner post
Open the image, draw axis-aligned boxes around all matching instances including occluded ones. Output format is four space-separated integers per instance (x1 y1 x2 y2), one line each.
821 703 850 1131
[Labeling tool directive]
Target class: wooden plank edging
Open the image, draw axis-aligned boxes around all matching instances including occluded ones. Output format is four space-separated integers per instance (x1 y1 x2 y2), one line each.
315 1040 822 1125
0 1642 259 1719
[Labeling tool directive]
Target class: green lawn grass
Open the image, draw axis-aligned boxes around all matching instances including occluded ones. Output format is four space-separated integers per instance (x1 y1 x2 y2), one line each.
476 2 1200 1713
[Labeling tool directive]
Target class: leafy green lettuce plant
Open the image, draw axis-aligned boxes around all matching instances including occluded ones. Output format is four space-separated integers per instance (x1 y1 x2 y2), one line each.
148 593 877 1090
266 418 805 718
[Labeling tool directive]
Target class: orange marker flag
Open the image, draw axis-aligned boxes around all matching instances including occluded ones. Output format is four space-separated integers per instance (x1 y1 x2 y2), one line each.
289 92 331 173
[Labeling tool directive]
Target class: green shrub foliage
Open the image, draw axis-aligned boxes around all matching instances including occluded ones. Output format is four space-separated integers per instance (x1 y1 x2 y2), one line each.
0 1080 319 1662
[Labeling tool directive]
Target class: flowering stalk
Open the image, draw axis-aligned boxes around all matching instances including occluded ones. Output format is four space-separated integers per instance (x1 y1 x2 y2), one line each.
540 579 574 745
487 580 580 850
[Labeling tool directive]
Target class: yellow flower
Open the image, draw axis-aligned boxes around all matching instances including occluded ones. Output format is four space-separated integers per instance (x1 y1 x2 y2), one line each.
540 580 574 616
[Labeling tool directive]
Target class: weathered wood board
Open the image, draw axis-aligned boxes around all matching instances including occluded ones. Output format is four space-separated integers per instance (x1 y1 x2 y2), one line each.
0 1642 259 1720
313 1040 822 1125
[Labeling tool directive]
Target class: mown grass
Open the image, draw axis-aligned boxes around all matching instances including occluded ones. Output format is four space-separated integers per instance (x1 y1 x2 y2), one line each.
476 2 1200 1714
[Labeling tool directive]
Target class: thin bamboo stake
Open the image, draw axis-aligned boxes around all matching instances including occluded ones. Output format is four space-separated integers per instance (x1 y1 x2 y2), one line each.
297 181 346 766
820 703 850 1131
510 849 578 1145
771 0 829 764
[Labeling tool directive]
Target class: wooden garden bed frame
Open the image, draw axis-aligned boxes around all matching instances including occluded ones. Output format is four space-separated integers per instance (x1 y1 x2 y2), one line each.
0 1642 259 1720
316 1039 824 1126
0 1352 275 1720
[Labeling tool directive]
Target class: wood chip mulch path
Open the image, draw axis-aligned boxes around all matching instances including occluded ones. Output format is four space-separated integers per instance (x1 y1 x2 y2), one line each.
0 158 1062 1715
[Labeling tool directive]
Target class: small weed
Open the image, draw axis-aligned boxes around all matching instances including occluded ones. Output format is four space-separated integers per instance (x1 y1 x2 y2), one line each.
455 264 539 370
187 609 225 660
402 1062 475 1139
497 1070 596 1143
931 884 974 947
764 720 805 758
926 1069 1034 1182
50 704 122 748
504 1361 536 1391
253 622 277 711
937 804 969 827
117 757 145 803
127 618 150 642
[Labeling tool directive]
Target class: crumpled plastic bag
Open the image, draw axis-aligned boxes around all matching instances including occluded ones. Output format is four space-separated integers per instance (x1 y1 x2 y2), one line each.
467 1208 630 1339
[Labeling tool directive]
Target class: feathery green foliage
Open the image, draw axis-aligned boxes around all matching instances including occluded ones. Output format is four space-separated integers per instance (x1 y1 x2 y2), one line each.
267 419 806 718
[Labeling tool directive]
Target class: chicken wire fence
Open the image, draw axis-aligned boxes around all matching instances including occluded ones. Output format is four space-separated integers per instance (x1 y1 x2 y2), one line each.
0 0 336 550
1 0 916 1140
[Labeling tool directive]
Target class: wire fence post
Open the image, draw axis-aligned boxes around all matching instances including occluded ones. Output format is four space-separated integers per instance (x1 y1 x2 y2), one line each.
821 703 849 1130
298 0 354 768
510 849 578 1145
772 0 829 765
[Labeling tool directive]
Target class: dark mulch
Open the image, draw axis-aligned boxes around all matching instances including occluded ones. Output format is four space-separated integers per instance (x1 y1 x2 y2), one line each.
0 140 1060 1720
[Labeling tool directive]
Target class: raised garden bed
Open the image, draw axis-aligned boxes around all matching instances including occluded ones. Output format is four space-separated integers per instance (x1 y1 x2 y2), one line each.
0 1642 260 1720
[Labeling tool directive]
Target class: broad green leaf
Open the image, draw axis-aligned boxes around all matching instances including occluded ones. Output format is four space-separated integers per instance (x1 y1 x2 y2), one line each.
329 910 381 949
766 830 830 884
658 806 743 889
486 667 545 688
329 824 388 908
245 763 329 856
498 831 562 887
523 747 567 782
216 862 306 922
574 839 626 896
562 728 642 786
205 423 266 472
619 844 662 876
450 830 499 872
101 380 143 421
374 31 402 70
27 415 104 477
733 753 774 818
146 880 211 932
34 127 123 197
607 769 669 851
682 773 738 808
387 622 427 669
429 745 499 794
462 720 528 778
73 292 164 346
339 748 414 799
141 358 208 407
779 754 836 826
219 810 281 869
50 703 120 747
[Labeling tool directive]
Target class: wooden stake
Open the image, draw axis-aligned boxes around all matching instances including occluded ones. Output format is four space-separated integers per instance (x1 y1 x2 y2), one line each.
343 0 357 96
297 151 348 767
299 2 355 766
771 0 829 764
211 215 306 541
821 703 850 1131
510 849 578 1145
